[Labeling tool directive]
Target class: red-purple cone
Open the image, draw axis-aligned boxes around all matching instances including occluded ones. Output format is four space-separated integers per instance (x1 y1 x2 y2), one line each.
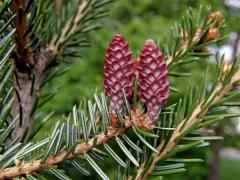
137 40 169 122
104 34 135 114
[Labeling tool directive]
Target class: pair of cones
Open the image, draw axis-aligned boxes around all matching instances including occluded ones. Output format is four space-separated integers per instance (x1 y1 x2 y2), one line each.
104 34 169 123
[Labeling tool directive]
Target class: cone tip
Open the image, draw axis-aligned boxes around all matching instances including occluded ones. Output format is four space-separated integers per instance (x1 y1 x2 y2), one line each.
144 39 157 48
114 34 124 38
111 34 127 43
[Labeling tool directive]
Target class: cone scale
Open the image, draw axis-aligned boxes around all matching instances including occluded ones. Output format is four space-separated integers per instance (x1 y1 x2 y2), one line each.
137 40 169 122
104 34 135 114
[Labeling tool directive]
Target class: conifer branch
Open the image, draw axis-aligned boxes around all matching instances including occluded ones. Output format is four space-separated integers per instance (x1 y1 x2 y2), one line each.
166 28 202 67
165 9 225 69
0 122 129 179
138 62 240 179
0 107 153 179
48 0 89 60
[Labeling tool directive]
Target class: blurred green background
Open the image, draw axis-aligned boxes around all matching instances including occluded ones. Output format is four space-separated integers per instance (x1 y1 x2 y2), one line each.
40 0 240 179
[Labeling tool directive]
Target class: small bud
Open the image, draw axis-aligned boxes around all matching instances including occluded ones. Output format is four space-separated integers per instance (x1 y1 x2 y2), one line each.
208 11 224 28
204 28 220 42
131 109 155 131
15 159 22 166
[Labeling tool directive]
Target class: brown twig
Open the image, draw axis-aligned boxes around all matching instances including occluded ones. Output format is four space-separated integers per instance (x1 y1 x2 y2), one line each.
0 122 129 179
166 10 224 68
140 103 203 179
0 109 156 179
166 27 202 67
135 161 147 180
48 0 89 59
11 0 33 68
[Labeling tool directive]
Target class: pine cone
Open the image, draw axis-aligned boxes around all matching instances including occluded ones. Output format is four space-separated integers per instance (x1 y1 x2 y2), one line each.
137 40 169 122
104 34 135 114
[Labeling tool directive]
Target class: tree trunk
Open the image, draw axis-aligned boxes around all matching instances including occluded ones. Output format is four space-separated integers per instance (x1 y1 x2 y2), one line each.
11 48 51 141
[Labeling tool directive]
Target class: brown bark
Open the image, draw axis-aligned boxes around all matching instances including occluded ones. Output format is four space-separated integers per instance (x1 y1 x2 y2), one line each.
10 0 35 140
11 48 51 141
10 0 54 141
11 0 33 68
